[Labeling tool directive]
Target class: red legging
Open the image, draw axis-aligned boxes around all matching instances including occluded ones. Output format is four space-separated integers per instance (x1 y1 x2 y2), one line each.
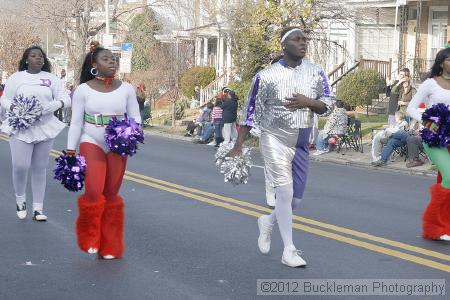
77 142 127 256
80 142 127 199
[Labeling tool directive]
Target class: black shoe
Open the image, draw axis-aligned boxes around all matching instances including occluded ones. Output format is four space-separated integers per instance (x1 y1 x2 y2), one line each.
33 211 47 222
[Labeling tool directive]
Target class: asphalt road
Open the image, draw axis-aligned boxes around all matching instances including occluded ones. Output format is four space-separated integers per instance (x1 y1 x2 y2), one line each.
0 130 448 300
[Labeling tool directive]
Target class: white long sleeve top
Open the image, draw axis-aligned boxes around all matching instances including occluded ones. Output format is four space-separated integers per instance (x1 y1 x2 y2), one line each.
67 82 141 152
0 71 71 143
406 78 450 122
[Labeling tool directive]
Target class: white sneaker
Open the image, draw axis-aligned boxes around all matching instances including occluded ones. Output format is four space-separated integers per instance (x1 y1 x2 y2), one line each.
32 211 47 222
257 215 274 254
281 245 307 267
88 248 98 254
16 202 27 220
102 255 116 260
207 140 216 146
266 196 275 207
313 149 329 156
439 235 450 241
16 194 27 220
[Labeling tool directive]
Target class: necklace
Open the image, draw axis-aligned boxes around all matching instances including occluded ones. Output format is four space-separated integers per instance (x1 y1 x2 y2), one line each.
442 73 450 80
95 76 115 86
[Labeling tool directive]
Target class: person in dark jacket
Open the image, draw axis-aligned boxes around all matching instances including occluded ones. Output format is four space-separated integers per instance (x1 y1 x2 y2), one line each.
136 83 146 121
221 88 238 144
387 68 411 126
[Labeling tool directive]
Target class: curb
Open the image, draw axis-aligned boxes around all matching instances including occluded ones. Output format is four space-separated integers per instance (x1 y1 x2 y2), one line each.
144 128 193 142
144 128 438 178
309 156 437 178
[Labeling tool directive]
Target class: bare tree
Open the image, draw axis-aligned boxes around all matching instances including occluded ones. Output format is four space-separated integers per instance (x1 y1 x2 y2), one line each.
0 17 41 75
225 0 368 80
27 0 168 83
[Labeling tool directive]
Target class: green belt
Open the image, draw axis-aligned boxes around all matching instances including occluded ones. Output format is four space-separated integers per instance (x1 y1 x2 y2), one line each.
84 113 125 126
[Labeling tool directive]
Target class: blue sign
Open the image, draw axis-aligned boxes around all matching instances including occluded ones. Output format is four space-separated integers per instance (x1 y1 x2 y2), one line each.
121 43 133 52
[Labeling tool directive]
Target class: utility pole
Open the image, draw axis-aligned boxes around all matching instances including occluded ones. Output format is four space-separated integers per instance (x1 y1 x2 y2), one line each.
46 28 49 55
172 36 179 128
105 0 110 35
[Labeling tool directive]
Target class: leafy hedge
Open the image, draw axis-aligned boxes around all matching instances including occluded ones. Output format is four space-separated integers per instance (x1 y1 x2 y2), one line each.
180 66 216 99
336 69 385 109
228 79 253 108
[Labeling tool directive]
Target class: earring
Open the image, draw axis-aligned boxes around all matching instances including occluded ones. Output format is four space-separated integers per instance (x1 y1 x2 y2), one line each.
25 61 28 64
90 67 98 76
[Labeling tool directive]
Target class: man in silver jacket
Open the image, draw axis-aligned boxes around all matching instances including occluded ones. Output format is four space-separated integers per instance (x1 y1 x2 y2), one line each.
230 26 334 267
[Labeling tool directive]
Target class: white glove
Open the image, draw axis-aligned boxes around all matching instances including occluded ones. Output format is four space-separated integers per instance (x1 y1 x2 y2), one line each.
42 101 62 115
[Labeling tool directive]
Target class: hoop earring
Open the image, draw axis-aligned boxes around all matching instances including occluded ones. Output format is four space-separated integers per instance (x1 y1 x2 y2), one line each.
90 67 98 76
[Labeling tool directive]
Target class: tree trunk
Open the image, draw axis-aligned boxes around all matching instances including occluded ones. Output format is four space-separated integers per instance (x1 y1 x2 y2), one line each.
171 100 176 127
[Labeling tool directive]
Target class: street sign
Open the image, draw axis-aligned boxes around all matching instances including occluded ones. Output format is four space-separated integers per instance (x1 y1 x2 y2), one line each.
103 34 114 49
120 58 132 74
2 71 8 84
120 42 133 74
121 43 133 52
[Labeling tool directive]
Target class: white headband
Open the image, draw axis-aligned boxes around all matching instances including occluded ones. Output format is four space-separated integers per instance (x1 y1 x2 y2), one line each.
280 28 302 43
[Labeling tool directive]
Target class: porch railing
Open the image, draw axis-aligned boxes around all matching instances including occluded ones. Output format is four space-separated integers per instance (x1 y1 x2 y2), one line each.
359 58 392 80
199 73 228 106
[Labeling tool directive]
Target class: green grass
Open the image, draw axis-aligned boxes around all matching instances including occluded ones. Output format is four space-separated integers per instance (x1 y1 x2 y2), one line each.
319 114 388 140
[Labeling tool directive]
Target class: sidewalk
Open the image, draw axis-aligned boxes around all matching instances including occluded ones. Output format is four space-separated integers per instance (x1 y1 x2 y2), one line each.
144 125 438 178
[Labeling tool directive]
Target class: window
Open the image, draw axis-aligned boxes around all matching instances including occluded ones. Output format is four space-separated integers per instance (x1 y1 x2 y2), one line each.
408 8 417 21
432 11 448 20
429 9 449 58
358 26 394 60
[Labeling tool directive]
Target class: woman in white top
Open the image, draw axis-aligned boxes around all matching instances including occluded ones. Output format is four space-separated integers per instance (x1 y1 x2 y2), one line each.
0 46 71 221
406 47 450 241
67 43 140 259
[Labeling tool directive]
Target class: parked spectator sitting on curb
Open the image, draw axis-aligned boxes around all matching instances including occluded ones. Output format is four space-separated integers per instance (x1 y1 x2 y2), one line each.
371 111 408 162
371 120 421 167
405 121 425 168
371 129 409 167
194 102 214 144
184 108 205 137
313 99 348 156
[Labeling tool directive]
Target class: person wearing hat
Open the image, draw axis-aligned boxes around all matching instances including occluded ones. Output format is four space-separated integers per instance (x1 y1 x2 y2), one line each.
220 87 238 144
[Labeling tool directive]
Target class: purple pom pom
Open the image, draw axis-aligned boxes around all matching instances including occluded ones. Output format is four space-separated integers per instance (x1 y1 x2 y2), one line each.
421 103 450 148
104 114 145 157
53 151 87 192
6 94 43 131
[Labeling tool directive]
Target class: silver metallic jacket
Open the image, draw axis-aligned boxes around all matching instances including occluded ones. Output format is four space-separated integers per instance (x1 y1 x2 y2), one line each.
241 59 334 129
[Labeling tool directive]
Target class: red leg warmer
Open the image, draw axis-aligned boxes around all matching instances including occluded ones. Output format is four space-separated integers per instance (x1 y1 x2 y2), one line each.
422 184 449 240
76 195 106 252
99 196 125 258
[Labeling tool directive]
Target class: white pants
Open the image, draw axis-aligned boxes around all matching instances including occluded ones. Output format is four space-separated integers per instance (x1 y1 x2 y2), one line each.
309 114 319 144
9 137 54 211
264 168 275 206
222 122 237 144
371 131 385 162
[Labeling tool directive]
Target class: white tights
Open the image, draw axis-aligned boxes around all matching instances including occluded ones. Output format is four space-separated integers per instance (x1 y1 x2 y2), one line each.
9 137 54 211
267 183 302 248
